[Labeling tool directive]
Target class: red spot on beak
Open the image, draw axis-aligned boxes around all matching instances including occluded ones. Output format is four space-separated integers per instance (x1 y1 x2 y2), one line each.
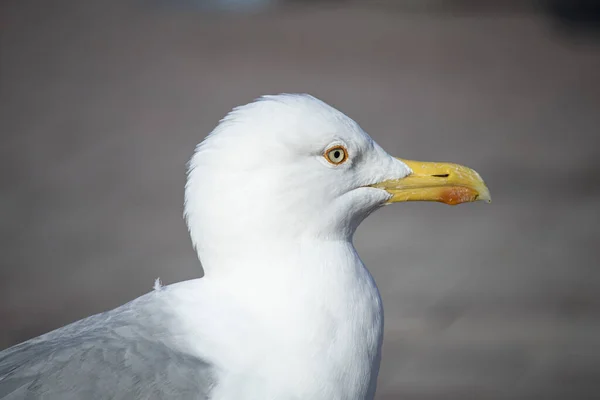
440 187 480 205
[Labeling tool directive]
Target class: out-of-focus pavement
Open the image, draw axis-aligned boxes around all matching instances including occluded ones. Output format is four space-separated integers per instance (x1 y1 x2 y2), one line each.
1 0 600 398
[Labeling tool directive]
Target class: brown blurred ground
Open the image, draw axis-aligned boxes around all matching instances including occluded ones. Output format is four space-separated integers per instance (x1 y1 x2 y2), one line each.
1 0 600 398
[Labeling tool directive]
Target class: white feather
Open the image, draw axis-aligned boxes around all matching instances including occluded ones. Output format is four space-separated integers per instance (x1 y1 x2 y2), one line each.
176 94 410 399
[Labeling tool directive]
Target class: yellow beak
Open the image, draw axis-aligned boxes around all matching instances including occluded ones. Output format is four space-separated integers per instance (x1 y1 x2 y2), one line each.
370 159 491 206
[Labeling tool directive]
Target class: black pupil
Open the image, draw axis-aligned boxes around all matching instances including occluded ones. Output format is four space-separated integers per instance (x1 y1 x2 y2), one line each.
333 150 341 159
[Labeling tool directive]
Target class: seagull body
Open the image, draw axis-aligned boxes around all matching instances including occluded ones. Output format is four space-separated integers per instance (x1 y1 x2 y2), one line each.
0 94 490 399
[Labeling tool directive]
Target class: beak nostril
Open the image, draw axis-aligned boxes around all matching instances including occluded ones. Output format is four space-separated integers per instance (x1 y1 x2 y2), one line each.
432 174 450 178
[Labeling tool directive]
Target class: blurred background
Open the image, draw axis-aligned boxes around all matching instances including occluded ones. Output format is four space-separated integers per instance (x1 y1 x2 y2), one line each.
1 0 600 398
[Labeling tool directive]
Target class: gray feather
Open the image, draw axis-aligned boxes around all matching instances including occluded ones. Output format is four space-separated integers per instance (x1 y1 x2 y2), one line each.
0 290 215 399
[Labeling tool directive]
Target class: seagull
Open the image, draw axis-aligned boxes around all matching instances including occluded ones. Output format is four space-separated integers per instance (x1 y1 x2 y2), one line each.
0 94 490 400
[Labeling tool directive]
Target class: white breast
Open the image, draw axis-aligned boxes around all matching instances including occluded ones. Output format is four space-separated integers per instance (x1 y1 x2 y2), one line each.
166 240 384 400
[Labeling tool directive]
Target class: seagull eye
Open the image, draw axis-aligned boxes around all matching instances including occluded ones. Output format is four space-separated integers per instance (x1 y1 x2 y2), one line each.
324 146 348 165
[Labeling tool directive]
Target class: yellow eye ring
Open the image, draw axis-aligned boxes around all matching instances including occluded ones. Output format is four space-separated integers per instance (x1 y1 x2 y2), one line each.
324 145 348 165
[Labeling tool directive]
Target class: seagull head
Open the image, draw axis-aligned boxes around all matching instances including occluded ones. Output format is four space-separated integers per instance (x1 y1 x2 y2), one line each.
184 94 490 268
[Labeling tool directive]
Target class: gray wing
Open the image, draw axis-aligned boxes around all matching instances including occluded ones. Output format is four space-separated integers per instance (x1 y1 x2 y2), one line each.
0 291 215 400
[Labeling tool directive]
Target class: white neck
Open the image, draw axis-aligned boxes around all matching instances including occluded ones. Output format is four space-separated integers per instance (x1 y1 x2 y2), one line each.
171 239 383 400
